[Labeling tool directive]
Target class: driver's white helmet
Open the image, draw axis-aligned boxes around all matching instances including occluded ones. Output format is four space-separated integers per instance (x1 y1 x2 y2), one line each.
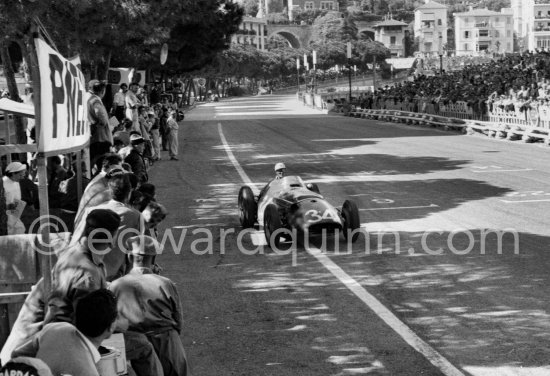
274 162 286 171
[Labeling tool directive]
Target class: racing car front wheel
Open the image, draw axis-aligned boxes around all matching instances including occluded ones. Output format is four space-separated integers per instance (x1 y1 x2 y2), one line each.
264 204 283 248
342 200 361 243
238 186 257 228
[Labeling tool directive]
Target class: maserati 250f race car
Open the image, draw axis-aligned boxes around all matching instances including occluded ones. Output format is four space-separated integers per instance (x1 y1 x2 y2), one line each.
238 175 361 247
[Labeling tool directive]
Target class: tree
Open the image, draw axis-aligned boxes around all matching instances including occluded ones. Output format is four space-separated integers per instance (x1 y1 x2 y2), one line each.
268 0 284 13
310 11 358 43
242 0 259 16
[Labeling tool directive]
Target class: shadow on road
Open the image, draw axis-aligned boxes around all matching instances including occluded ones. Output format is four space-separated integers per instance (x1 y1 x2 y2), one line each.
229 229 550 375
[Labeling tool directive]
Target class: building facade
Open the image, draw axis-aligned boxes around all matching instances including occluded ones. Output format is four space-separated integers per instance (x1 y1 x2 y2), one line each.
414 0 448 55
512 0 550 51
373 19 408 57
454 8 514 56
286 0 339 20
231 16 268 50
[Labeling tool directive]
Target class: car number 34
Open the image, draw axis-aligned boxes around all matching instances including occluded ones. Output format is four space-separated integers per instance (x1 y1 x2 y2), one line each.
304 209 338 223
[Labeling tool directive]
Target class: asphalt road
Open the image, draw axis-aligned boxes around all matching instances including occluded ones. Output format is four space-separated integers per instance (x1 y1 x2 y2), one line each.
150 95 550 376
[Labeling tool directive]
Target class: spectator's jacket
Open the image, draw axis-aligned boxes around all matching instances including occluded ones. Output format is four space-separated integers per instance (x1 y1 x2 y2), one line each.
125 149 148 183
109 267 182 333
87 92 113 145
71 172 111 245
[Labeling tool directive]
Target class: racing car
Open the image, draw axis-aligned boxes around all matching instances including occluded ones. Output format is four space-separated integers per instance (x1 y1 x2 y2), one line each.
238 175 361 247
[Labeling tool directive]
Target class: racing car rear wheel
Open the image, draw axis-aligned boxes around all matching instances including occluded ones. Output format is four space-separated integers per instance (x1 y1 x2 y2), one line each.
342 200 360 243
238 186 257 228
264 204 283 248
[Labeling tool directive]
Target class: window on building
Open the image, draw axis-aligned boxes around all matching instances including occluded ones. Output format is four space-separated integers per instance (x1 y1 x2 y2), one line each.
479 30 489 37
464 44 468 51
507 30 511 37
507 17 511 24
496 17 500 22
495 30 499 38
465 17 469 23
465 31 470 38
390 36 396 45
507 42 511 50
320 1 334 10
437 19 442 26
304 1 314 10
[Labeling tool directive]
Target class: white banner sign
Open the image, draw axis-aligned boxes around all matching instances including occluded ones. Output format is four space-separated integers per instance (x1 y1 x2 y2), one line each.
35 37 88 153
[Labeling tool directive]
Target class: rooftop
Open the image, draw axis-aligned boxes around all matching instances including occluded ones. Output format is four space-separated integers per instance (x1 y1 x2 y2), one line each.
374 19 409 27
416 1 448 11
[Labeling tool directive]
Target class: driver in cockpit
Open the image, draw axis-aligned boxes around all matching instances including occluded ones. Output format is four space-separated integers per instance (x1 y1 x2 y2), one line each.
274 162 286 179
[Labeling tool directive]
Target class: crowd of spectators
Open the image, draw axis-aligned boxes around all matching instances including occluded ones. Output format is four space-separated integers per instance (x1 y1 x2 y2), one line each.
352 50 550 121
0 78 191 375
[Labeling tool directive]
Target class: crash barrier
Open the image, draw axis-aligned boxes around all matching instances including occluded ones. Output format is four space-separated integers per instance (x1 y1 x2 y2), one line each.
0 232 69 348
345 107 550 145
489 101 550 130
346 107 467 132
370 99 490 122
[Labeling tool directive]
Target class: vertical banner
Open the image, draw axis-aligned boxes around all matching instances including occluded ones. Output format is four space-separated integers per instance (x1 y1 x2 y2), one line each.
35 37 88 153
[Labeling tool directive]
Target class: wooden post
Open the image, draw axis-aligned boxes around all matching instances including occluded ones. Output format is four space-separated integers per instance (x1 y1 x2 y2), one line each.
28 28 53 297
373 55 377 91
76 151 83 204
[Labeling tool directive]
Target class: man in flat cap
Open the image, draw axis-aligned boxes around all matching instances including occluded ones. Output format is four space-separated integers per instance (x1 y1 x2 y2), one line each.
1 208 120 364
87 79 113 174
125 133 148 183
110 235 192 376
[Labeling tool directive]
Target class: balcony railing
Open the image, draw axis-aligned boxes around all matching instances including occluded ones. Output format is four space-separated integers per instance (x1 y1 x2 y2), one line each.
535 0 550 5
475 22 488 27
535 15 550 19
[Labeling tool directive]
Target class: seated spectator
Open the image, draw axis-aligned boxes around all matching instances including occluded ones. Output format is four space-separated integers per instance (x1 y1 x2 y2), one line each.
118 131 141 160
113 118 132 146
12 289 119 376
71 153 124 246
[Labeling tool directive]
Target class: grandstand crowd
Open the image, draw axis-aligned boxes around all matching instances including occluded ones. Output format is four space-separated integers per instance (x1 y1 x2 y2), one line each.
354 50 550 121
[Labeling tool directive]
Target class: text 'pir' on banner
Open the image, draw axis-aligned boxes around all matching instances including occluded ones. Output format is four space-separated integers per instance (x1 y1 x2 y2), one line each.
35 37 89 154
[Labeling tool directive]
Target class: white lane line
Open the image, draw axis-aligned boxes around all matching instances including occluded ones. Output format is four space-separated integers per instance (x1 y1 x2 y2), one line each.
306 246 466 376
217 123 256 191
217 122 465 376
361 204 439 211
471 169 533 173
501 199 550 203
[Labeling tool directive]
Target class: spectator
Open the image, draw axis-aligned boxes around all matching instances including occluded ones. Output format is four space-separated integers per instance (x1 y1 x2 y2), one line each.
125 82 141 132
87 80 113 175
74 174 144 280
12 289 119 376
167 110 180 161
72 153 124 244
149 109 161 161
110 235 192 376
112 83 128 121
125 134 149 184
0 209 121 364
113 118 133 146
